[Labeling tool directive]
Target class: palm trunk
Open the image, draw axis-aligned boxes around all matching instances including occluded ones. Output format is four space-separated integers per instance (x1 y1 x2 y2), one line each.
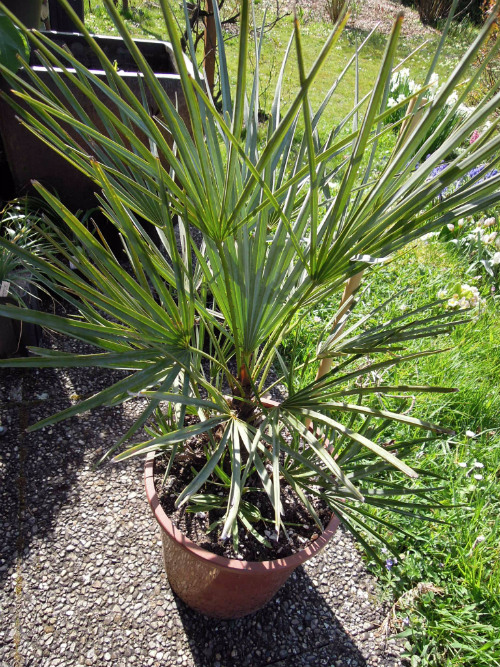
305 271 364 432
204 0 216 95
315 270 365 380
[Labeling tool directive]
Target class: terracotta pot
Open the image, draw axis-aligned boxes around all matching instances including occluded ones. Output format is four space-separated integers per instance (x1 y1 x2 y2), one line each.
144 453 340 619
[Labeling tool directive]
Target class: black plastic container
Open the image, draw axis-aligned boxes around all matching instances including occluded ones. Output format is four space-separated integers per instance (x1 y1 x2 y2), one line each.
0 32 192 210
1 0 43 28
48 0 84 31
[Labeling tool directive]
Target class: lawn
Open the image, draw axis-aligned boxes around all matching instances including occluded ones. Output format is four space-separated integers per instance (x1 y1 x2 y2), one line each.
84 0 469 133
283 234 500 666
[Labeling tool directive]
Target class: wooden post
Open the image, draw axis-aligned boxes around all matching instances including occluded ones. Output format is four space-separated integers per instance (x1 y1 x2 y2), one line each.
313 94 426 386
204 0 216 95
305 271 364 432
315 270 365 381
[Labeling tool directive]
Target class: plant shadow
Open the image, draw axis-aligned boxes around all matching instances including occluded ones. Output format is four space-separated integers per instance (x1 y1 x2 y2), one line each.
173 566 370 667
0 331 132 587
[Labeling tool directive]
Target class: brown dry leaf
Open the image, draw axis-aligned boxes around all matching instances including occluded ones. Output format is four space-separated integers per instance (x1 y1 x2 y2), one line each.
376 582 445 637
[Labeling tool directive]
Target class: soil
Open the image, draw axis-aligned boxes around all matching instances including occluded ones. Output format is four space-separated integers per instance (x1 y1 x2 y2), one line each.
153 425 332 562
281 0 439 38
348 0 439 38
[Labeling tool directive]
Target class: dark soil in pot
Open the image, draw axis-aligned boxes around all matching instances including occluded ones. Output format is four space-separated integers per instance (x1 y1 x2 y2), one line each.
153 450 332 563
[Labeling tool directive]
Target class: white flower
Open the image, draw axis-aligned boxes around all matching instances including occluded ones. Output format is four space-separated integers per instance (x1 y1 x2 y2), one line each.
408 80 418 94
313 315 321 323
484 217 496 227
437 289 447 299
457 462 467 468
465 430 476 438
447 284 484 310
458 103 473 116
491 252 500 266
447 223 455 232
474 474 483 480
429 72 439 92
469 225 498 246
467 534 486 556
421 232 439 241
474 462 484 468
457 218 466 228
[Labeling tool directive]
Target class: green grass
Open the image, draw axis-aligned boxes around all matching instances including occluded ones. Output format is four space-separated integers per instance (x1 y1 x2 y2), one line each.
83 0 468 136
378 243 500 667
369 243 500 666
282 237 500 666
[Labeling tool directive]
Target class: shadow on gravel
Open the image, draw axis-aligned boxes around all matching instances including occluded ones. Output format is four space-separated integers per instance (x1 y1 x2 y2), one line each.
0 353 130 587
174 567 368 667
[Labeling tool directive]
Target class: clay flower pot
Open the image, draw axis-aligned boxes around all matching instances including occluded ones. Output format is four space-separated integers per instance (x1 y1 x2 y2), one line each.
144 453 340 619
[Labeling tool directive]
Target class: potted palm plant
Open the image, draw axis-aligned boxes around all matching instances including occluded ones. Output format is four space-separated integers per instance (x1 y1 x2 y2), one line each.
1 0 500 617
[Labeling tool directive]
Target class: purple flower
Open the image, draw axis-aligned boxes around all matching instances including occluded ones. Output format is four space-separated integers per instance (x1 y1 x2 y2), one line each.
429 163 447 179
385 557 398 570
468 165 484 180
466 165 498 182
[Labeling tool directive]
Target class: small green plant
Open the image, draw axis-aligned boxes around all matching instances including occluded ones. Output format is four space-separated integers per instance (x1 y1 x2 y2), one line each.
0 9 29 72
440 211 500 288
0 198 51 357
1 0 500 559
0 199 49 305
325 0 348 24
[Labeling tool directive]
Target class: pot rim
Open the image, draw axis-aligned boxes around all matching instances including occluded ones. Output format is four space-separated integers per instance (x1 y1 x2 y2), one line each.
145 453 341 573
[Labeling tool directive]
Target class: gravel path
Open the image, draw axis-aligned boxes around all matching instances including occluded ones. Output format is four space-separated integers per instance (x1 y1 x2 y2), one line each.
0 336 407 667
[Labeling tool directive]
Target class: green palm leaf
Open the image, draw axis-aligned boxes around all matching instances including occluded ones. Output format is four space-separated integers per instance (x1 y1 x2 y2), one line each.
0 0 499 552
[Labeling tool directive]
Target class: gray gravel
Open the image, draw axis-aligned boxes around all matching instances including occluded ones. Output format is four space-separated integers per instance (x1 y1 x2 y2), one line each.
0 337 408 667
